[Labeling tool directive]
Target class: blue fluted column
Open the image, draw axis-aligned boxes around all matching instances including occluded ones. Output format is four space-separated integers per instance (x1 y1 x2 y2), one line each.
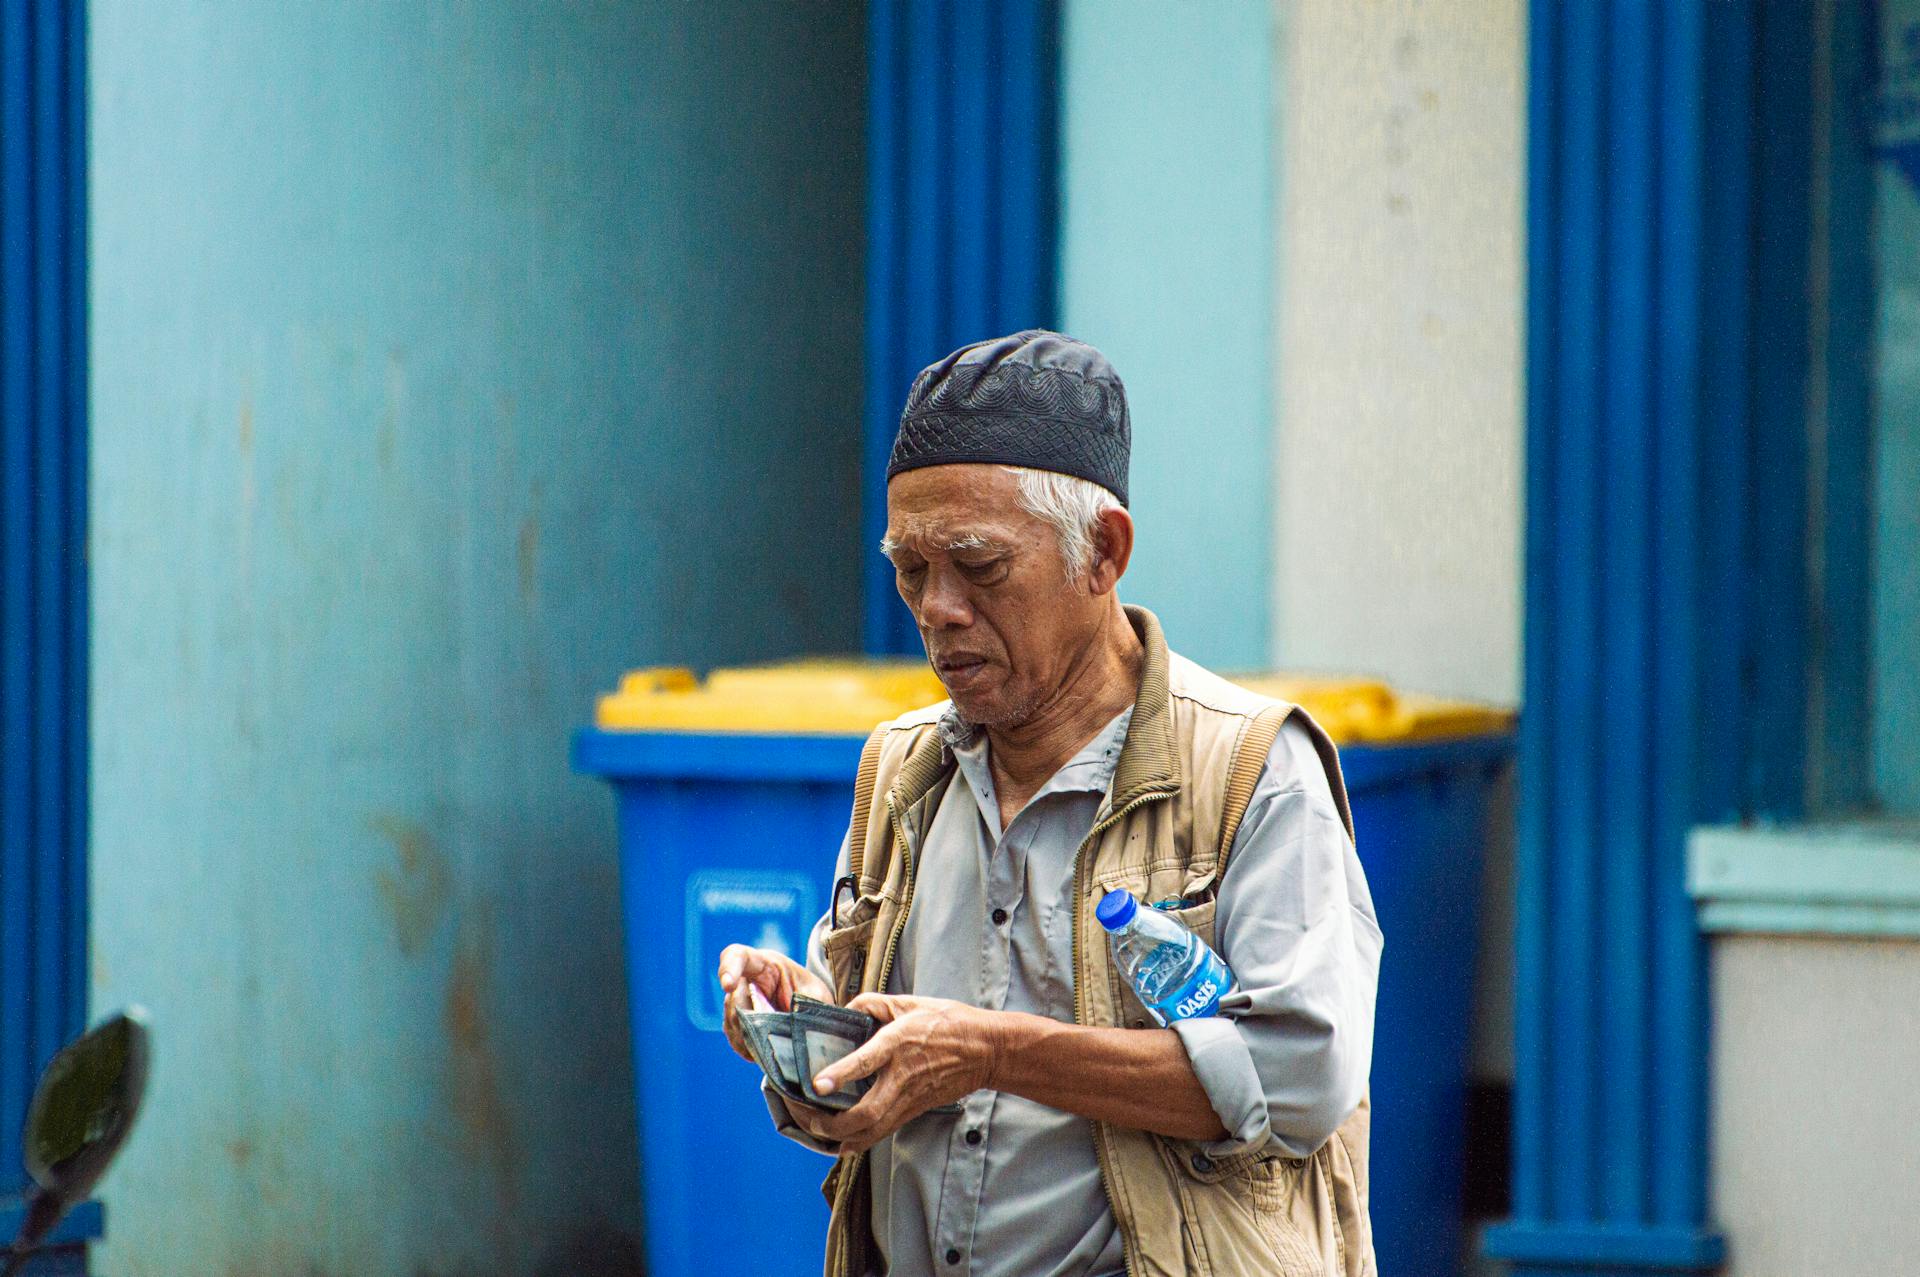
862 0 1061 654
1480 2 1792 1272
0 0 91 1250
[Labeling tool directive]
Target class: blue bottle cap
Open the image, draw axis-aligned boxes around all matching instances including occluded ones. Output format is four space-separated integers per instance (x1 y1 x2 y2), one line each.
1095 889 1138 931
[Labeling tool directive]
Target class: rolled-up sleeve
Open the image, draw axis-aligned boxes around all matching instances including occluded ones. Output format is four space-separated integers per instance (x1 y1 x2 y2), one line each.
1171 718 1383 1160
761 831 848 1156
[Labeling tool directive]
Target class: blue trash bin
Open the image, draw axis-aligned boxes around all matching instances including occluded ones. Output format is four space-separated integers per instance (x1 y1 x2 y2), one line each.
575 663 1513 1277
1337 732 1513 1274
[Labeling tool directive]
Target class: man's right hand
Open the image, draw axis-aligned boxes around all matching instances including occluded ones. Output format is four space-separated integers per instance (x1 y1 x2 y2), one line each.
716 944 833 1063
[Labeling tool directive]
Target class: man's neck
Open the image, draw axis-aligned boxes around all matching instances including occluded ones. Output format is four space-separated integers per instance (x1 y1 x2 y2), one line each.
985 605 1144 818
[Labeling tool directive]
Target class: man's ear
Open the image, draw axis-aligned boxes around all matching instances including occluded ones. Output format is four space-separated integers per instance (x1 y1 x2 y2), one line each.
1086 506 1134 595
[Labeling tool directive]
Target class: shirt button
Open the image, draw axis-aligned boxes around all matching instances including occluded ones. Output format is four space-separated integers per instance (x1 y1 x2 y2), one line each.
945 1247 962 1265
991 907 1009 926
1191 1153 1215 1173
965 1128 983 1146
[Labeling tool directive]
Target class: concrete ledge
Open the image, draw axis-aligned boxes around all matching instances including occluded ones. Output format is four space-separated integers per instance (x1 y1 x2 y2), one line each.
1688 821 1920 937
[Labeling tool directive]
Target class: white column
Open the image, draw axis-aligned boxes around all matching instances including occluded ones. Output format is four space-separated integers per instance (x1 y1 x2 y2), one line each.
1270 0 1525 706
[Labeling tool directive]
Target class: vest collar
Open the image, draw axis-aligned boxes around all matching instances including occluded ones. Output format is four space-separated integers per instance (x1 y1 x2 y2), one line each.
1109 605 1181 808
888 604 1182 813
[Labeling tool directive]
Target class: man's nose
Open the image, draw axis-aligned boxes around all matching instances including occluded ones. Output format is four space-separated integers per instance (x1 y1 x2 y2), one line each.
917 568 972 629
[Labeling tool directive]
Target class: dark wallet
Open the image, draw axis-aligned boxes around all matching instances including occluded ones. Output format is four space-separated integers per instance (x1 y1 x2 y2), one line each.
740 996 881 1113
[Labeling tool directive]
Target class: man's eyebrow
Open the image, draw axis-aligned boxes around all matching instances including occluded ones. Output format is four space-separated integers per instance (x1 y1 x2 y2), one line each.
877 531 1003 557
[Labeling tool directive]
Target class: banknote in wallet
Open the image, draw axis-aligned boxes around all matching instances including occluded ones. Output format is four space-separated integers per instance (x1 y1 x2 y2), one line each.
737 991 966 1116
738 995 878 1113
792 996 882 1110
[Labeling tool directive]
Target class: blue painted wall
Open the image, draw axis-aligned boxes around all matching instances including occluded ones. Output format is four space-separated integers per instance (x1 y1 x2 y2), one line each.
85 3 865 1272
1875 0 1920 816
1057 0 1273 669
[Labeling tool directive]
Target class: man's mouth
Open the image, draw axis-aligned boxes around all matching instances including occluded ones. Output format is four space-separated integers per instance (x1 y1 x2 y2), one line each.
932 653 992 690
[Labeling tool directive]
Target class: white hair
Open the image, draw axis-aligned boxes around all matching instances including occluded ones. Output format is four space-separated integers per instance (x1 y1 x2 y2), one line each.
1006 467 1122 585
878 467 1123 585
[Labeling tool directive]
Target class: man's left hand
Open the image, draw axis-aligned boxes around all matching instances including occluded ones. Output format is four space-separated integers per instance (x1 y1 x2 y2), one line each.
810 993 999 1155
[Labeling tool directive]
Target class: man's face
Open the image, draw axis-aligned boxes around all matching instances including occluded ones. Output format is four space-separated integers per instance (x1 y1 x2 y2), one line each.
884 465 1106 728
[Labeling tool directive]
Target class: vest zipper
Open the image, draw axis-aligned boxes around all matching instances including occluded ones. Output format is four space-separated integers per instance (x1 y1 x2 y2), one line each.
875 790 918 996
832 790 919 1277
1072 787 1174 1277
848 785 1170 1277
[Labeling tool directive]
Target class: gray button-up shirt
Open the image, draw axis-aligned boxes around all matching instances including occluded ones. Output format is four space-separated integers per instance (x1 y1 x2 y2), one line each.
769 705 1381 1277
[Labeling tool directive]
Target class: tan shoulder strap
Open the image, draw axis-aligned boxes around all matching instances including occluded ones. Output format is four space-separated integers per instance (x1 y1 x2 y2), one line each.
1215 702 1358 877
1216 704 1290 867
845 726 888 885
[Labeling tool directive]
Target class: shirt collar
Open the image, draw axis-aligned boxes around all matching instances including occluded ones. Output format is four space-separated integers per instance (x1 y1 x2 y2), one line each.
943 703 1135 803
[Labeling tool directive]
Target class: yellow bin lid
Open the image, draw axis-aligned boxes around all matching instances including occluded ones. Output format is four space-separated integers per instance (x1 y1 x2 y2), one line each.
595 660 949 735
595 659 1513 745
1228 675 1514 746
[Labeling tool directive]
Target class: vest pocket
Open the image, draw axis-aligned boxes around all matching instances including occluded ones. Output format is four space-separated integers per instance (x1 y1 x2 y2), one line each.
1153 1138 1328 1277
1092 871 1224 1028
1154 896 1219 951
1094 868 1221 947
820 915 877 1004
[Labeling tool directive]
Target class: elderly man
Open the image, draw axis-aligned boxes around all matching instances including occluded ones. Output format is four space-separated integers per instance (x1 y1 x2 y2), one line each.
718 331 1381 1277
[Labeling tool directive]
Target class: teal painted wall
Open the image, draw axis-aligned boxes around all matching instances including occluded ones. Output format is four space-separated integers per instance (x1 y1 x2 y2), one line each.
1057 0 1274 669
1875 1 1920 816
86 3 865 1272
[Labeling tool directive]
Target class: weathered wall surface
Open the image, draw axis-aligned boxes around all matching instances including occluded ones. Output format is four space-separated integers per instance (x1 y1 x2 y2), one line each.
86 3 865 1272
1711 934 1920 1276
1269 0 1524 707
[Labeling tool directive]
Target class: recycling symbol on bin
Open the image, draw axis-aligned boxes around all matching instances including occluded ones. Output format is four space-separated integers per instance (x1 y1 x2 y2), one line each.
684 870 816 1032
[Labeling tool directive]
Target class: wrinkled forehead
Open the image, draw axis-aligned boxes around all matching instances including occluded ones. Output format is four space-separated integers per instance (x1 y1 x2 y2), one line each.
880 509 1026 556
882 465 1037 553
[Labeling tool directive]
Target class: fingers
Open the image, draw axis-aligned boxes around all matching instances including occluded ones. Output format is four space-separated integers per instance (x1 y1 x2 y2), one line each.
815 1081 885 1148
718 945 783 991
846 992 918 1022
718 945 792 1012
737 968 773 1014
717 943 760 994
720 1004 752 1061
814 1024 894 1097
720 987 754 1063
787 1100 842 1145
719 946 774 1061
817 1071 914 1154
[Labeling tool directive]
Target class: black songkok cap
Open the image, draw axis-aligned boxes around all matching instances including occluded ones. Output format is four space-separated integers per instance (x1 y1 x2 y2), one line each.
886 330 1131 507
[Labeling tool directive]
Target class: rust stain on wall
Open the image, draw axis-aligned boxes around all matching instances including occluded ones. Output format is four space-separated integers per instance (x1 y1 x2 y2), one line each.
444 913 520 1214
516 480 543 609
369 814 454 957
516 509 540 606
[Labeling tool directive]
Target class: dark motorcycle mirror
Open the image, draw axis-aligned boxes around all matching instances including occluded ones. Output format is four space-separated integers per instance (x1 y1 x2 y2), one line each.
4 1008 151 1275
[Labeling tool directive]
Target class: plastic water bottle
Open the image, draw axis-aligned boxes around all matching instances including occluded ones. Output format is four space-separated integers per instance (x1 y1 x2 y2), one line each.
1095 889 1234 1025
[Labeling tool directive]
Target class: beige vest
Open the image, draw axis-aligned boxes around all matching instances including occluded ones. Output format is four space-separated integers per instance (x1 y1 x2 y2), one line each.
819 607 1376 1277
